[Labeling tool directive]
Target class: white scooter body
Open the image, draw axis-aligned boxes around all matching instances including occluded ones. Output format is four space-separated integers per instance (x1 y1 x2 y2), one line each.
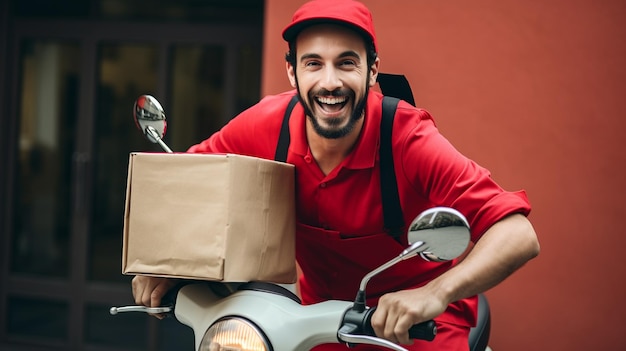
175 283 352 350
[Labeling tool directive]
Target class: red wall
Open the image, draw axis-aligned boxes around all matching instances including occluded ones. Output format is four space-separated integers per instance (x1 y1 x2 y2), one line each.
262 1 626 350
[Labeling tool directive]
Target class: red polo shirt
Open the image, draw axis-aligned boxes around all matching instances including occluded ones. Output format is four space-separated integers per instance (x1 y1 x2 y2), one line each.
188 89 531 330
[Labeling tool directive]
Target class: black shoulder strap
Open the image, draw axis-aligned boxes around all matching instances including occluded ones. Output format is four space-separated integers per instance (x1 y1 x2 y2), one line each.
274 93 407 242
274 94 299 162
380 96 405 240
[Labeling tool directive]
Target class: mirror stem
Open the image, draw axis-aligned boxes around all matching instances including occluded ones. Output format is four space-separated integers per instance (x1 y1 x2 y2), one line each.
352 241 425 312
358 241 424 292
146 126 173 153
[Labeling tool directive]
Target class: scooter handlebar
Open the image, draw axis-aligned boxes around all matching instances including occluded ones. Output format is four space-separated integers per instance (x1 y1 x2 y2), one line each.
364 307 437 341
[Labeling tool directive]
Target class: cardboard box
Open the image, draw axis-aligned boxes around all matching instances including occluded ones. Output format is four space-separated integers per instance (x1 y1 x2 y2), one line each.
122 152 297 283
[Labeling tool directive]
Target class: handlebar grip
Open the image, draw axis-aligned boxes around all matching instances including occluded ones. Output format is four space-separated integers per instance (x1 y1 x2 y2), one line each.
407 320 437 341
364 307 437 341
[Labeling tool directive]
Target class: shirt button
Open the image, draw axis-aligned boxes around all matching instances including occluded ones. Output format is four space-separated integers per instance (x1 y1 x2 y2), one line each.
304 155 312 163
320 182 327 188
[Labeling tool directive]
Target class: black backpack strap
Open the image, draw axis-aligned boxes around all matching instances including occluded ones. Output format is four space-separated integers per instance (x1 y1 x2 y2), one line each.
274 94 299 162
274 93 406 242
380 96 405 241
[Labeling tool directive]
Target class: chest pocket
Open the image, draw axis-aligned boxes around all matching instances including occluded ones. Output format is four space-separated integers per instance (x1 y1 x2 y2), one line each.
295 222 451 303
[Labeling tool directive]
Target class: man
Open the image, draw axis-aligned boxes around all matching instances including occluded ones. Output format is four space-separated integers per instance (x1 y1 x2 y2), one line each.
132 0 540 349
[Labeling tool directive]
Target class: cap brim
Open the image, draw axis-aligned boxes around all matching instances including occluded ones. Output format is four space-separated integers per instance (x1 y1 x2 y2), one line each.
282 18 369 43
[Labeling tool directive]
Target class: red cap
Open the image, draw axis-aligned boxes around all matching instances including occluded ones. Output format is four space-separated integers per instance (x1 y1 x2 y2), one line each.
282 0 378 52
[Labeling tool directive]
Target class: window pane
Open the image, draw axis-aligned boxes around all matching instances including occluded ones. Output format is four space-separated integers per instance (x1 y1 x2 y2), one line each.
90 43 159 282
7 296 69 342
168 43 261 150
235 44 261 113
11 40 79 277
169 45 225 150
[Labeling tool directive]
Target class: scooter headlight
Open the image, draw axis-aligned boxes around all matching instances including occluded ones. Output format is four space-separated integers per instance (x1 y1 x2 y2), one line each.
199 317 271 351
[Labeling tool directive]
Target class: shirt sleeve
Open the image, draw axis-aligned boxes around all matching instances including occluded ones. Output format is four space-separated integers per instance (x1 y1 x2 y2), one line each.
396 105 531 242
186 93 293 158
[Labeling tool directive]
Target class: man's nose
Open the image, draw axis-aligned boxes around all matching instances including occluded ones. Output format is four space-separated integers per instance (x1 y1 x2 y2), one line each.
319 67 343 91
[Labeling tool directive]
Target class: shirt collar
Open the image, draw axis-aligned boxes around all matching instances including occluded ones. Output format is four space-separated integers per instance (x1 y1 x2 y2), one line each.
291 91 384 170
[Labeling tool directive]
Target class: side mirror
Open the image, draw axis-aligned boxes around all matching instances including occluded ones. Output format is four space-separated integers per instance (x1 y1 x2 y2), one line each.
133 95 173 153
407 207 470 262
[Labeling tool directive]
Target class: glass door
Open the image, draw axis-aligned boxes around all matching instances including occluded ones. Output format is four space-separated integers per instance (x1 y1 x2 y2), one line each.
7 40 80 349
2 7 262 350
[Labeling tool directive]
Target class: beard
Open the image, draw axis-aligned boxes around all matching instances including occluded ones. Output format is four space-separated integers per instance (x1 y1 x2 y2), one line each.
295 77 370 139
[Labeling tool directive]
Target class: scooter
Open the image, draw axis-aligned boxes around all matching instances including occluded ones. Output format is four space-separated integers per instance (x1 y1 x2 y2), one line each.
110 95 492 351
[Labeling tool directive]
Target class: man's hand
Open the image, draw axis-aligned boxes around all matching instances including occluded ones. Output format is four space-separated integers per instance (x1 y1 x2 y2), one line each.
370 286 447 345
131 276 178 318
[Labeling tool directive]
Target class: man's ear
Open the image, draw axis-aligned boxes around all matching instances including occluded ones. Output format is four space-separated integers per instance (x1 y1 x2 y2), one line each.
286 62 297 88
369 57 380 87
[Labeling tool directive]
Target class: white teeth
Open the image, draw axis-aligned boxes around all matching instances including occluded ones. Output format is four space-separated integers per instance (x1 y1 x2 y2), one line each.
317 96 346 105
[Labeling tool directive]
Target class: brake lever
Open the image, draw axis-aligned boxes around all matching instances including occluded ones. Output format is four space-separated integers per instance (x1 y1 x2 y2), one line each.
109 305 173 315
337 324 409 351
109 278 191 316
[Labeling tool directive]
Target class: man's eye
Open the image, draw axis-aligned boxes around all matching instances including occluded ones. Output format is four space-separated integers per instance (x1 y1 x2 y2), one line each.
340 60 357 66
305 61 321 67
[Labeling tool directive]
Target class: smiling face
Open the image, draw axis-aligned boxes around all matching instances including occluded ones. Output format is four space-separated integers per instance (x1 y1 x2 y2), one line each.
287 24 379 139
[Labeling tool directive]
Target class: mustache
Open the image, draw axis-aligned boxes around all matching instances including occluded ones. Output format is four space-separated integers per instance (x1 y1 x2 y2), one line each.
311 89 351 98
